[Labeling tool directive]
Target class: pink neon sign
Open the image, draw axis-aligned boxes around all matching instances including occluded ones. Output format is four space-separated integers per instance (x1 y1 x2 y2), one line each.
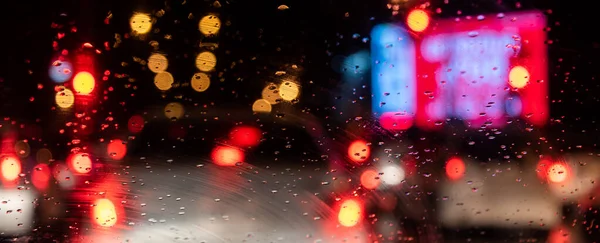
371 11 548 130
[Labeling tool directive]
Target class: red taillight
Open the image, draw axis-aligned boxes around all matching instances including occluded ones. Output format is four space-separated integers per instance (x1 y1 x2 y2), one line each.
537 158 571 183
445 157 465 181
211 145 244 166
228 126 262 147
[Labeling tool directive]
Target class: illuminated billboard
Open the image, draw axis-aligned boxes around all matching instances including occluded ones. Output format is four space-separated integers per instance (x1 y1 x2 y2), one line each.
372 11 548 130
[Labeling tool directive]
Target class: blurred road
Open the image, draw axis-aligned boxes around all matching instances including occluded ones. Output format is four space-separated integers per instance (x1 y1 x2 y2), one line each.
77 156 368 243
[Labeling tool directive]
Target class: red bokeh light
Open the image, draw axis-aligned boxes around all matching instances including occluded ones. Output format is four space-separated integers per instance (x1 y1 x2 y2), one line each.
445 157 465 181
211 146 244 166
107 139 127 160
32 163 51 191
127 115 145 134
228 126 262 147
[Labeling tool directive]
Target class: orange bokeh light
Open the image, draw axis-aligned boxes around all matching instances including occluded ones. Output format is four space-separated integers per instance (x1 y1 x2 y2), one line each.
348 140 370 164
73 71 95 95
407 9 430 32
107 139 127 160
1 156 21 182
338 199 363 227
360 169 380 190
92 198 118 227
211 146 244 166
445 157 465 181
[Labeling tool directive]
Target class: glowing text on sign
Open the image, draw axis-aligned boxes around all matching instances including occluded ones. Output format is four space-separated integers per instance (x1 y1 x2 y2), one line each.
371 11 548 130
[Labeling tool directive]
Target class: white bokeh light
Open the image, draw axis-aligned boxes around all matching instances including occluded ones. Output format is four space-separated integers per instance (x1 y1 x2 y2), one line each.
379 165 405 186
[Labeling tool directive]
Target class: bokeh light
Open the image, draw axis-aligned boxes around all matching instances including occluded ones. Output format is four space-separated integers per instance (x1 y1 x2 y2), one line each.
154 72 174 91
14 140 30 158
338 199 363 227
130 13 152 34
32 163 51 191
261 84 280 104
195 51 217 72
211 146 244 166
278 81 300 101
107 139 127 160
252 99 272 113
445 157 465 181
127 115 145 134
407 9 430 32
347 140 370 164
68 152 92 174
164 102 184 120
199 14 221 35
509 66 530 88
55 87 75 108
53 163 75 189
48 60 73 83
547 163 570 183
147 53 168 73
73 71 95 95
1 156 21 182
360 169 380 190
379 165 405 186
93 198 118 227
191 73 210 92
536 158 552 181
36 148 52 164
229 126 262 147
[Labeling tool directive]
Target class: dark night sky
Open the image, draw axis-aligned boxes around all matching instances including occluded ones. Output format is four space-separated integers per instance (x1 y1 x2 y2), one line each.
0 0 598 150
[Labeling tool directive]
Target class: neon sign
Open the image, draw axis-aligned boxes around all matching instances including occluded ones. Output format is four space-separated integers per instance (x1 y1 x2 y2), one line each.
371 11 548 130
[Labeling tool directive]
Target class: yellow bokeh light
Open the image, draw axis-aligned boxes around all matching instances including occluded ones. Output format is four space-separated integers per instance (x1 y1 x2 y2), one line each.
261 83 280 104
509 66 530 88
407 9 430 32
191 73 210 92
199 15 221 35
14 141 30 158
278 81 299 101
148 53 168 73
130 13 152 34
154 72 174 91
338 199 362 227
93 198 118 227
164 102 184 120
195 52 217 72
252 99 272 113
55 87 75 109
73 71 95 95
